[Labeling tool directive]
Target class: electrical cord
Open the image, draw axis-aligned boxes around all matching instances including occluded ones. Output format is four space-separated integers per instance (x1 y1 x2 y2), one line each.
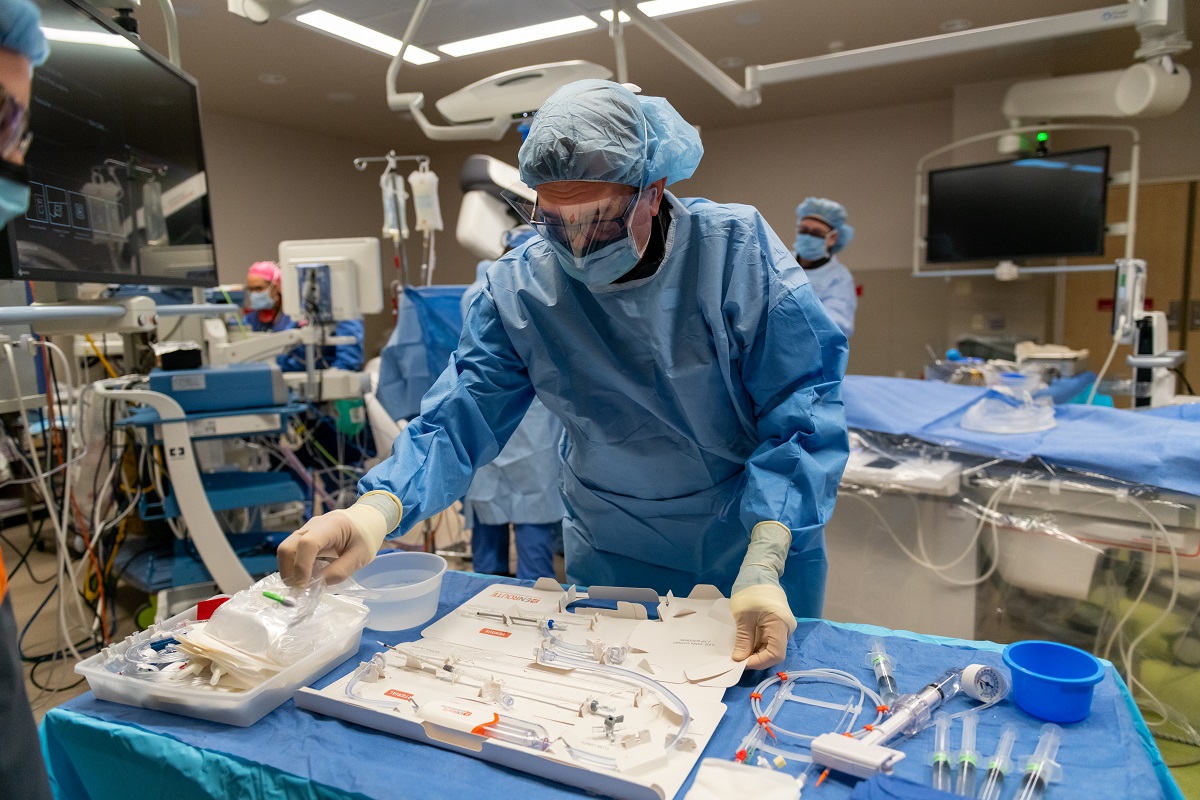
843 479 1009 587
1 520 54 585
1087 324 1123 404
1172 367 1195 396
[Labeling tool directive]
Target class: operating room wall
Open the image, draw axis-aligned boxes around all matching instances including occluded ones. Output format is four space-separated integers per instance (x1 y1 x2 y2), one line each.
200 112 391 355
680 98 957 377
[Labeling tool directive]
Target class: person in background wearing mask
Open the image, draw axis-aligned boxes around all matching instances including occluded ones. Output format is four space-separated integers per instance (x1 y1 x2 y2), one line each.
460 225 564 580
0 3 55 797
242 260 365 372
278 80 848 670
794 197 857 339
242 260 293 333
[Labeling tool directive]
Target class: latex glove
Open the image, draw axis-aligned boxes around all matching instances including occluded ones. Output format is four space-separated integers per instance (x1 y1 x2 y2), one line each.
277 496 399 586
730 521 798 670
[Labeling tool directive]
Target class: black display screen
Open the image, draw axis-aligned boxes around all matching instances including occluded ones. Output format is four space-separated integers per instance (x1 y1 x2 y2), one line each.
926 147 1108 264
0 0 216 286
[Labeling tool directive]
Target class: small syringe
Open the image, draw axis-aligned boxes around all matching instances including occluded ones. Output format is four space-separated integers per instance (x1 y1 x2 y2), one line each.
1015 724 1063 800
978 723 1018 800
866 638 899 707
931 712 953 792
954 711 979 797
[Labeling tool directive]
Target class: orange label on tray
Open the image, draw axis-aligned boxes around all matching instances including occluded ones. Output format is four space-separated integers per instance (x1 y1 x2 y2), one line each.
480 628 512 638
385 689 414 700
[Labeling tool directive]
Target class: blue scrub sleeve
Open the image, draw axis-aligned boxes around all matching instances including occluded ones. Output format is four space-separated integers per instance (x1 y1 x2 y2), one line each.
329 320 365 371
738 281 849 558
359 289 536 536
276 320 364 372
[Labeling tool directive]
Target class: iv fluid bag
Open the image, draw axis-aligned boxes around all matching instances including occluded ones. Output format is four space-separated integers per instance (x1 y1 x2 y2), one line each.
407 169 443 233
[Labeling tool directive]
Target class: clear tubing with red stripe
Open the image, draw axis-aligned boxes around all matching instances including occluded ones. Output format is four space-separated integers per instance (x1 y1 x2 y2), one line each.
416 700 551 751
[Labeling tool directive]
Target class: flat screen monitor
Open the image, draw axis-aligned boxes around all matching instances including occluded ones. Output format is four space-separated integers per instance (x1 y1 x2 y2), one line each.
0 0 216 287
278 237 383 322
925 146 1109 264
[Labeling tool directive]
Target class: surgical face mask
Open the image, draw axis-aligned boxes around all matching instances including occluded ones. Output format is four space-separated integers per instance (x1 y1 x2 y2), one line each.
794 231 829 262
0 160 30 228
248 289 275 311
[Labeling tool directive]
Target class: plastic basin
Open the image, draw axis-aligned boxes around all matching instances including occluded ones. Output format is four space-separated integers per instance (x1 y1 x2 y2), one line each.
352 551 447 631
1002 640 1104 723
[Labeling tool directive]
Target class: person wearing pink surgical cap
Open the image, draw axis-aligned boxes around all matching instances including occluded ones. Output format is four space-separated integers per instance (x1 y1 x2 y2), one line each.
242 260 294 333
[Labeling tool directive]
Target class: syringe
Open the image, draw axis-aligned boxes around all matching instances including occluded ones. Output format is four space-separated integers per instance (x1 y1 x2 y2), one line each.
866 638 899 707
1015 724 1063 800
931 712 953 792
955 711 979 797
978 723 1018 800
812 667 966 779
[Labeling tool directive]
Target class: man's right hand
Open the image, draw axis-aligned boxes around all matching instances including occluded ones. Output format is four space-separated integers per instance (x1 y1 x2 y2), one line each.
276 504 389 586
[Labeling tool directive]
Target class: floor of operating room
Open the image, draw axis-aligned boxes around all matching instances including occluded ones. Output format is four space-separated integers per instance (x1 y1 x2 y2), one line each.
5 523 1198 798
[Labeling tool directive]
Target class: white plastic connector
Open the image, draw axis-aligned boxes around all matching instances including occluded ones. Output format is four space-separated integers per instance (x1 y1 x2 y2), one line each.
811 732 906 779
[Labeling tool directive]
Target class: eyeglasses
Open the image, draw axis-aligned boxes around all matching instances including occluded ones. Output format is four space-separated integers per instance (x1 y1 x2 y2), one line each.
0 87 31 164
503 186 643 259
797 226 831 239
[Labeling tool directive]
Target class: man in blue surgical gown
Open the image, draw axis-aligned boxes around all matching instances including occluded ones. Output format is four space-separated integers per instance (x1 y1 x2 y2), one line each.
278 80 849 669
794 197 857 338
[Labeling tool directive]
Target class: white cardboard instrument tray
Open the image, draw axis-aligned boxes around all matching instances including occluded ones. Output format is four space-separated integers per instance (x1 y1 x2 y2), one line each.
295 579 743 800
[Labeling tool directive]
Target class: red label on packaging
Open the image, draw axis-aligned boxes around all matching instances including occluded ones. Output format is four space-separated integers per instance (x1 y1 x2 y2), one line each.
385 689 413 700
480 628 512 638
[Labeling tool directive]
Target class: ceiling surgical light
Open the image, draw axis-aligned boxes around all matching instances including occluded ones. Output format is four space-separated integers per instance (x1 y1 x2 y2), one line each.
437 16 597 58
295 10 439 64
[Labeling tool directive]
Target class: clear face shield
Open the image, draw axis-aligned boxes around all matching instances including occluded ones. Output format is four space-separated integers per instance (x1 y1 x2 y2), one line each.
505 185 656 254
502 183 659 285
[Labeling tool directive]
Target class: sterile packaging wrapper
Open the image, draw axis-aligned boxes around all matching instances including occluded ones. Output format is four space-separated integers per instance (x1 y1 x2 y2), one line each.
75 583 368 726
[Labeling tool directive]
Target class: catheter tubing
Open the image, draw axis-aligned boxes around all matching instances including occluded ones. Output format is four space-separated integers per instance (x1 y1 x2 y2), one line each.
539 646 692 755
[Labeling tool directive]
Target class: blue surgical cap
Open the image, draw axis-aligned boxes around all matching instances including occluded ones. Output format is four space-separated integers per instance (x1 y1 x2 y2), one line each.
518 79 703 189
0 0 48 67
797 196 854 254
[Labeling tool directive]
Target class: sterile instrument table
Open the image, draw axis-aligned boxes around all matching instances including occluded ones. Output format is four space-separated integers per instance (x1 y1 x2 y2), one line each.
42 571 1181 800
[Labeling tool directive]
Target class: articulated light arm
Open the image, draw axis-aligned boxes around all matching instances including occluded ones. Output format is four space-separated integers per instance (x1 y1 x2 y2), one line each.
746 4 1142 91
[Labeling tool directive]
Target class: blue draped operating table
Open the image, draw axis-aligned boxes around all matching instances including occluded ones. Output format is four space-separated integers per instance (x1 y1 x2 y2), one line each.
42 570 1181 799
825 375 1200 641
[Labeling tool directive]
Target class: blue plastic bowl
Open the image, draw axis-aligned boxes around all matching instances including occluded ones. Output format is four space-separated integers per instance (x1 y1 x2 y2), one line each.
1002 640 1104 723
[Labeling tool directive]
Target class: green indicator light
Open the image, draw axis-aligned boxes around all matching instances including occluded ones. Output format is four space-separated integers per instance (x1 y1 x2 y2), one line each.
1036 131 1049 142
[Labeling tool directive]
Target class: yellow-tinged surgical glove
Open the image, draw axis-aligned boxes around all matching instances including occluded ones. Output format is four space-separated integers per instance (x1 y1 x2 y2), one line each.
730 521 798 670
277 492 401 586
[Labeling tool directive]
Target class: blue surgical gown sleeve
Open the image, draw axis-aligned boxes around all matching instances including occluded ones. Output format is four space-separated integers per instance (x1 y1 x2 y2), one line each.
329 319 364 371
358 286 536 536
737 252 849 567
276 319 364 372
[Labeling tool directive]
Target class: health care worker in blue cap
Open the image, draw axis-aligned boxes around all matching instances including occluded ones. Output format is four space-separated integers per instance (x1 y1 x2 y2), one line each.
794 197 857 338
0 3 56 797
279 80 849 669
460 225 565 580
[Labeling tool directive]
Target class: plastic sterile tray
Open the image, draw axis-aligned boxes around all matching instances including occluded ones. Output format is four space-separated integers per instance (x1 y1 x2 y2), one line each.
75 594 368 726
